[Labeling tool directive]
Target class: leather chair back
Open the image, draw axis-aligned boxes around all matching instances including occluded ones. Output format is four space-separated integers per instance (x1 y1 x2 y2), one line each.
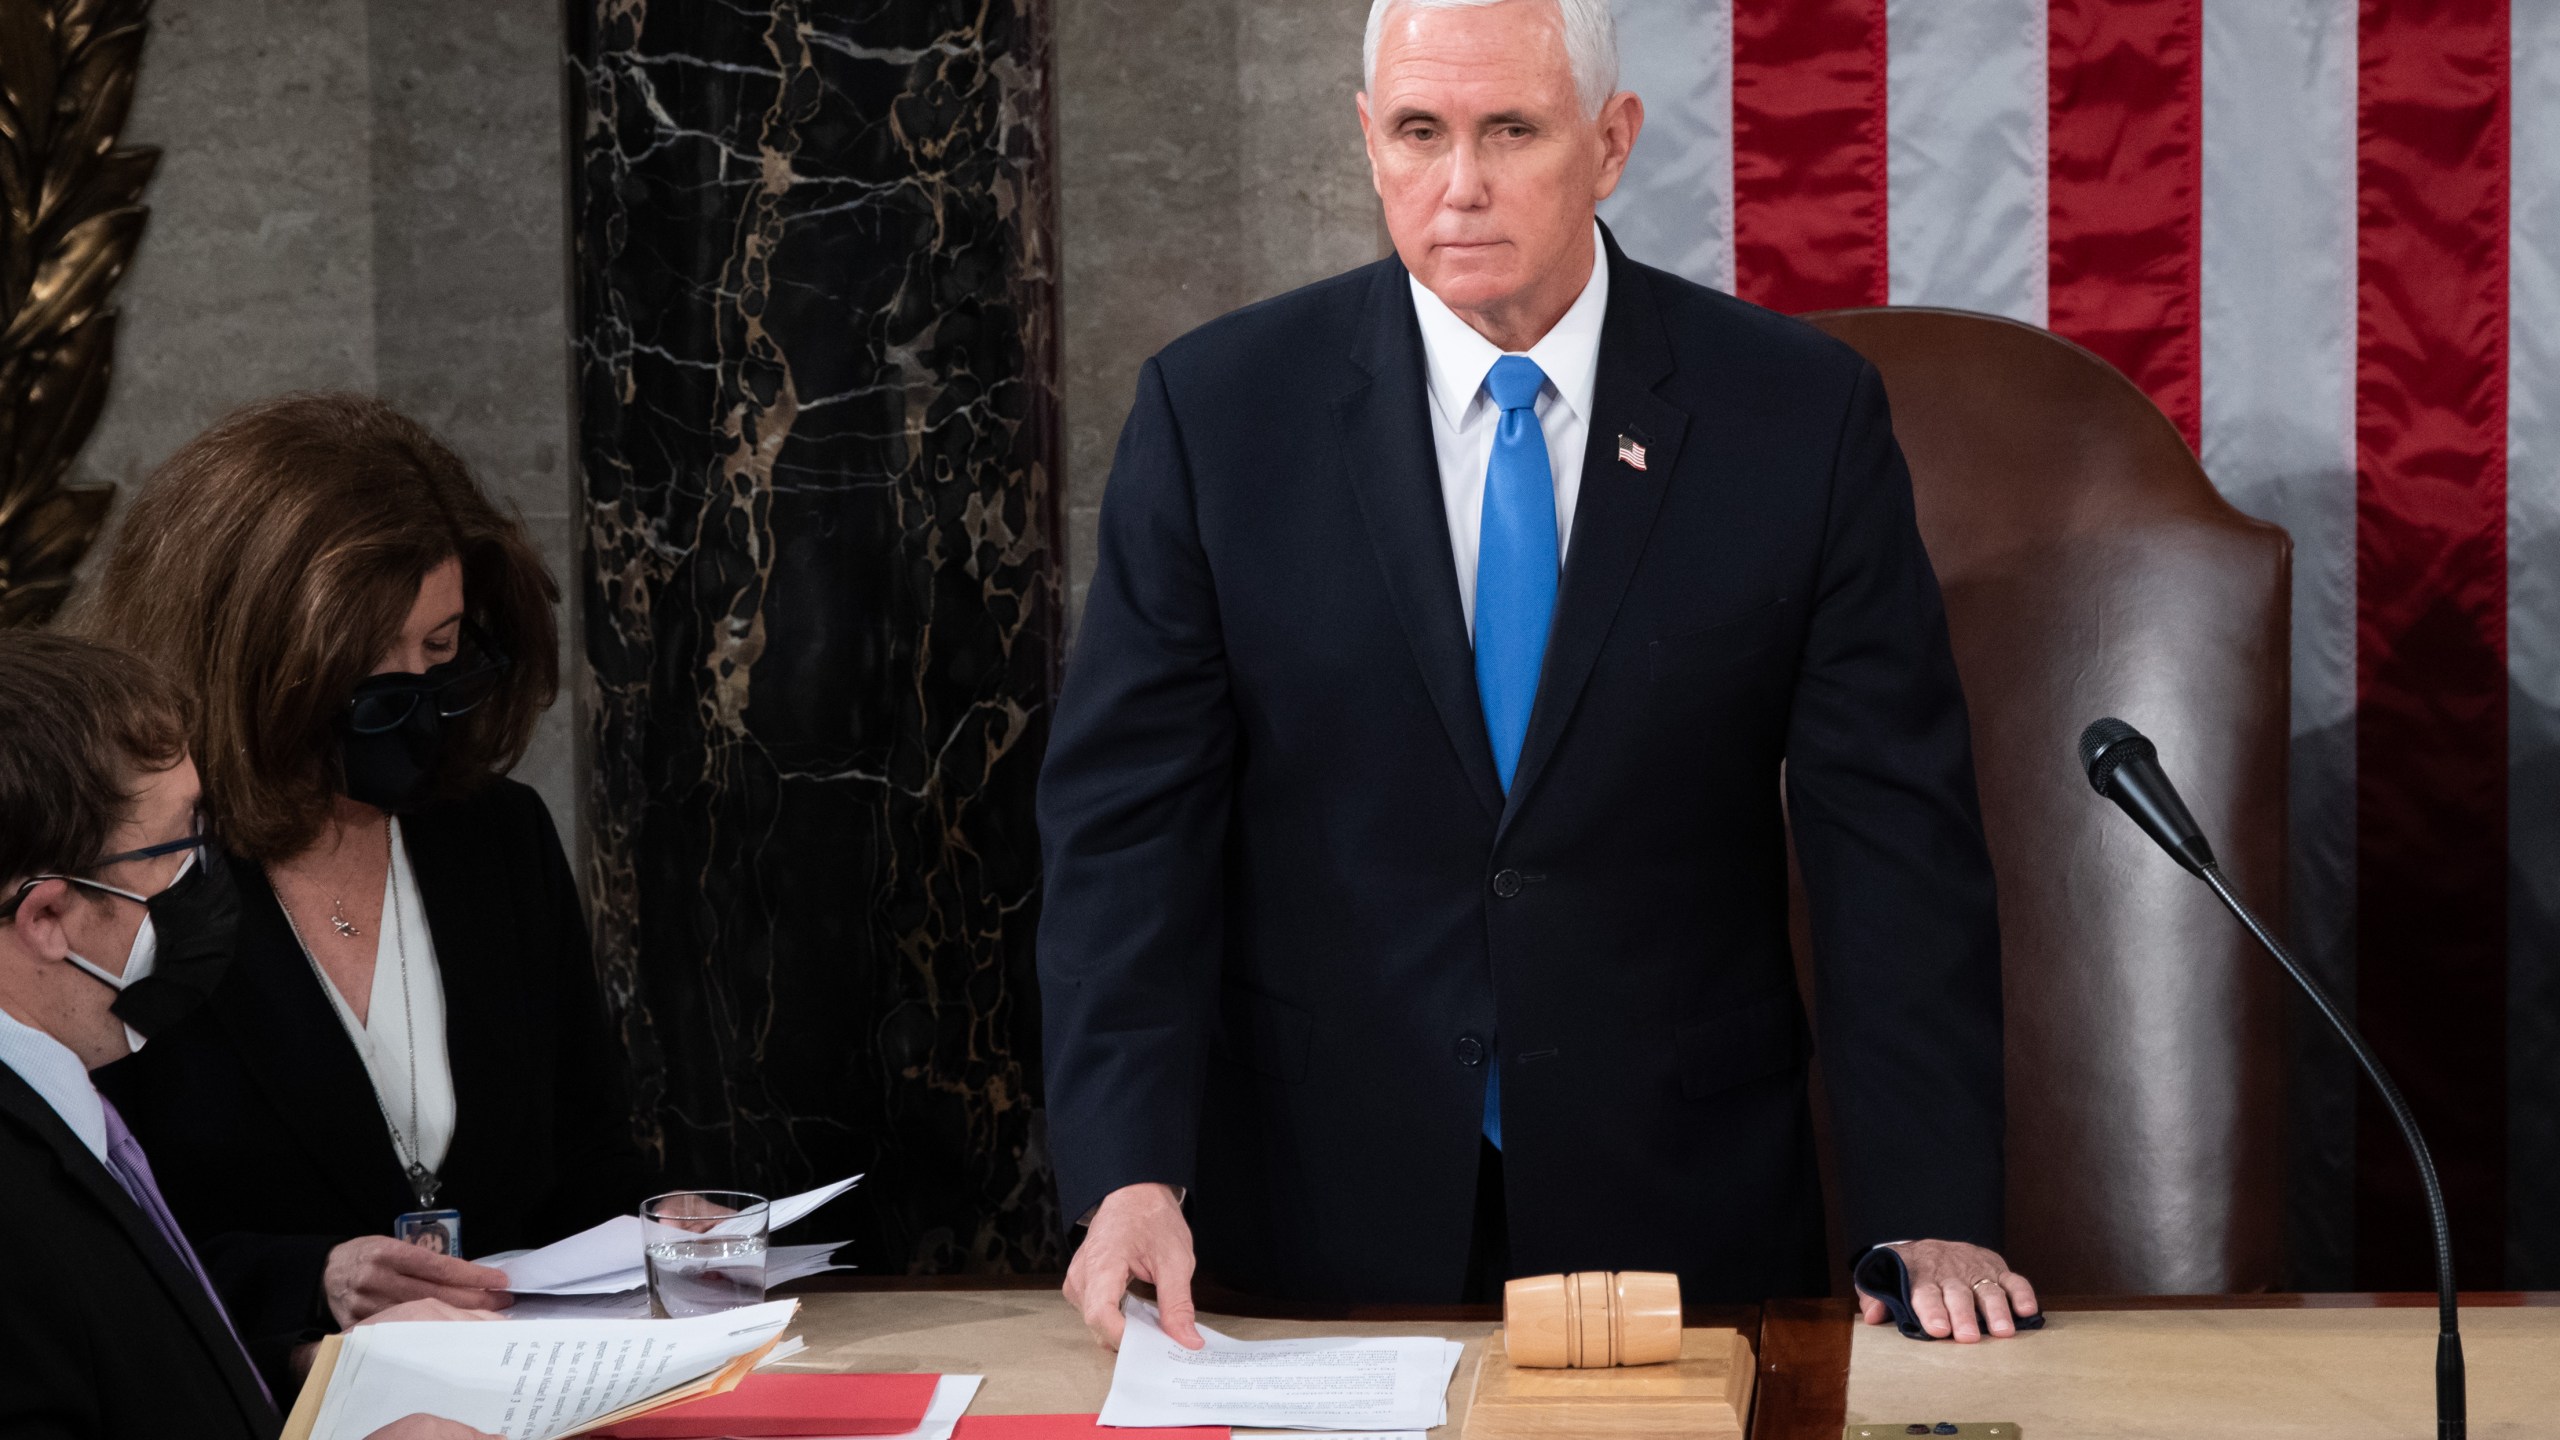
1799 307 2290 1295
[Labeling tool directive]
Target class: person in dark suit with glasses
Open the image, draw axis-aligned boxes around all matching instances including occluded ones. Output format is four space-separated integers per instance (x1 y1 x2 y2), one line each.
72 393 658 1399
0 630 498 1440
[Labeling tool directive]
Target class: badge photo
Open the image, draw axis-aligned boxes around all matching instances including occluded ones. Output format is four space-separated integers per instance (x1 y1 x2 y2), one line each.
394 1208 463 1257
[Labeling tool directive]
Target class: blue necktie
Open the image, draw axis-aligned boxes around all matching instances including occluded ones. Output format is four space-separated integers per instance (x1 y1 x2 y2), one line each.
1474 354 1557 1151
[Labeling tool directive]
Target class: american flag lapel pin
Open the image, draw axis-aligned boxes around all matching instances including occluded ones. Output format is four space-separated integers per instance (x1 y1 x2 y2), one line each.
1616 431 1648 471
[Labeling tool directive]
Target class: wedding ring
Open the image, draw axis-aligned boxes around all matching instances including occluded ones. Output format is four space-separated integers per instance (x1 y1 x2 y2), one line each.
1970 1278 2002 1290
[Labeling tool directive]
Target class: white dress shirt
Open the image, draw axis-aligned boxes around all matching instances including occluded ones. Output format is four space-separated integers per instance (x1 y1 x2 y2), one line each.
0 1002 108 1164
1408 223 1611 636
308 818 456 1174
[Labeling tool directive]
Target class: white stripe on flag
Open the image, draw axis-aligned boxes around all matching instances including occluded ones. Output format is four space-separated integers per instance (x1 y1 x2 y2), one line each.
2199 0 2361 1286
1603 0 1735 294
2508 0 2560 1291
1884 0 2046 323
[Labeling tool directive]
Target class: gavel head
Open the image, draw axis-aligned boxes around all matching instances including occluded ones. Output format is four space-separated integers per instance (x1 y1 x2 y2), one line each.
1502 1271 1683 1368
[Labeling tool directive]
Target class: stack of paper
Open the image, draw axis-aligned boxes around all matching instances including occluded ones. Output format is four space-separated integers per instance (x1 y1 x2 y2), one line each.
284 1299 799 1440
492 1175 863 1298
1097 1299 1464 1432
503 1244 855 1321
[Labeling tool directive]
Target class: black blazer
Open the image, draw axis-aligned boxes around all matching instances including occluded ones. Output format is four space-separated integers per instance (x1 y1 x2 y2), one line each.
0 1063 278 1440
1038 230 2005 1303
94 777 654 1393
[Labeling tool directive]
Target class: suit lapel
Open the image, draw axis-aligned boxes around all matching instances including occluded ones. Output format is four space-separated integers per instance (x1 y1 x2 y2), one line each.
1499 235 1691 835
217 866 414 1220
1338 259 1507 821
0 1065 276 1428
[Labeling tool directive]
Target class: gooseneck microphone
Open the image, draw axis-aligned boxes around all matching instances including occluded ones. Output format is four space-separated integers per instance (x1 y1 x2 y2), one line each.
2079 718 2464 1440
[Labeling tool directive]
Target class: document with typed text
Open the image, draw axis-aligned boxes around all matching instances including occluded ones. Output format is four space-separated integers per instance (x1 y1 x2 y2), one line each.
285 1300 796 1440
1098 1297 1463 1431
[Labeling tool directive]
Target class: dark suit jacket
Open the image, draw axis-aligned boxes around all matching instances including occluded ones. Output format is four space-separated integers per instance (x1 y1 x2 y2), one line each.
0 1063 279 1440
94 777 655 1395
1037 230 2005 1303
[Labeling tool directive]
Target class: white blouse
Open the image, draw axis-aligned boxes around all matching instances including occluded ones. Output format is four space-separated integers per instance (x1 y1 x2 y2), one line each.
309 817 456 1175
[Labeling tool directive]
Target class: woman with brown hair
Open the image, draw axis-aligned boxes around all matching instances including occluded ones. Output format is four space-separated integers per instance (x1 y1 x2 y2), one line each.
76 392 655 1394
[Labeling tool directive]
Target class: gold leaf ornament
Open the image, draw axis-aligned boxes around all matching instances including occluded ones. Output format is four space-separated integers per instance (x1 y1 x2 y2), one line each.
0 0 155 628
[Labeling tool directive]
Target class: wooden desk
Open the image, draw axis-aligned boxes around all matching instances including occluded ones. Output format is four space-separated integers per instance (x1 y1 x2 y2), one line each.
783 1280 2559 1438
778 1277 1751 1429
1752 1291 2560 1440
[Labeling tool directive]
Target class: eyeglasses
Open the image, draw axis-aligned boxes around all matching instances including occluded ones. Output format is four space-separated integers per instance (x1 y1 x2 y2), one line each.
93 829 211 871
343 624 514 735
2 816 211 920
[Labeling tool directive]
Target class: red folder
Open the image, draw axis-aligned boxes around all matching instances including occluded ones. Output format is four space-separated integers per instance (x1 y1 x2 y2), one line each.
592 1372 942 1437
949 1421 1225 1439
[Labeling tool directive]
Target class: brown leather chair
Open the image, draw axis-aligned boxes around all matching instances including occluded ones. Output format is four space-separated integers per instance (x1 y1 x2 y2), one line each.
1795 307 2291 1295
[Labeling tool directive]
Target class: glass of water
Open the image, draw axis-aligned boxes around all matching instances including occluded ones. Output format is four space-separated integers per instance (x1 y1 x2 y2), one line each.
640 1190 769 1318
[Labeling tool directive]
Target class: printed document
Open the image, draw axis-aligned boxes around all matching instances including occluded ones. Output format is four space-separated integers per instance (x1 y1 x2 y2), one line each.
291 1300 796 1440
1098 1298 1464 1431
495 1175 862 1295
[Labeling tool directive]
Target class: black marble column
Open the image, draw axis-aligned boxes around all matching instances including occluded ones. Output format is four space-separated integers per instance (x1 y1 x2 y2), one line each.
569 0 1063 1273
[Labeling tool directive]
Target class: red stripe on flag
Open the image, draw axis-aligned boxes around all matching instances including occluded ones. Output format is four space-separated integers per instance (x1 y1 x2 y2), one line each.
2046 0 2203 447
1730 0 1887 313
2353 0 2511 1290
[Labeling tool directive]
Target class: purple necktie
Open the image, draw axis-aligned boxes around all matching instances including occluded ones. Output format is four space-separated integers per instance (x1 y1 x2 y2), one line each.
98 1093 274 1406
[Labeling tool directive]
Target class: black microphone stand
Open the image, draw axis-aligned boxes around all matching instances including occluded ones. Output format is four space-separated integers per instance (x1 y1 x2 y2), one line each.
2192 863 2464 1440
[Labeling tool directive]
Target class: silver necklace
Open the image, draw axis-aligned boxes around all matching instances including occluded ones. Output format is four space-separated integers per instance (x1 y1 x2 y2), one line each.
278 818 439 1208
325 825 365 937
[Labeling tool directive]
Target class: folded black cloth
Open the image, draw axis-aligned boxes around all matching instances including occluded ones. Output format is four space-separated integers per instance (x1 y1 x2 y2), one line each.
1852 1245 2047 1341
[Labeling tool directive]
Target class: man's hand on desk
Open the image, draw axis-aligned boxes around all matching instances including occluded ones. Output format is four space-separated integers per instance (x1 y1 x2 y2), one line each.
1859 1239 2040 1342
1065 1182 1203 1352
324 1235 515 1328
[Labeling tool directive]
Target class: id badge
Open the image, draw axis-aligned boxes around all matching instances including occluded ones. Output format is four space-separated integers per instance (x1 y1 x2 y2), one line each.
395 1208 463 1257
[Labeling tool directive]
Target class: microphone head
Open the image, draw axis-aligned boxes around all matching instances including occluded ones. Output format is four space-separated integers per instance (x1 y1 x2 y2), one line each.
2078 716 2156 797
2078 715 2218 876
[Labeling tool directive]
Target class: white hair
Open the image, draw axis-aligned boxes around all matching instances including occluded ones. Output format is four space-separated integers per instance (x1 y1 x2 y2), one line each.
1363 0 1620 118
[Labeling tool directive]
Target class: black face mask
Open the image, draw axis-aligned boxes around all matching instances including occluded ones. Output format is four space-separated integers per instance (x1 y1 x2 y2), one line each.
58 845 243 1042
336 638 508 813
339 673 449 813
109 847 243 1039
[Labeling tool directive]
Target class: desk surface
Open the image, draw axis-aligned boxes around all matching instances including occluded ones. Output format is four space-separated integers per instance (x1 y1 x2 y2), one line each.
785 1280 2559 1439
768 1281 1505 1425
1758 1291 2560 1440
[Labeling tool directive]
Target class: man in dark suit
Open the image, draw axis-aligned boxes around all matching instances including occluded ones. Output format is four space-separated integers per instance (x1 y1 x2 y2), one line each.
1039 0 2038 1349
0 632 490 1440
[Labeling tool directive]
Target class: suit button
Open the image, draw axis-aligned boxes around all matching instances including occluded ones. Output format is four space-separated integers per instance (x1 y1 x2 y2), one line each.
1491 868 1523 898
1456 1033 1487 1067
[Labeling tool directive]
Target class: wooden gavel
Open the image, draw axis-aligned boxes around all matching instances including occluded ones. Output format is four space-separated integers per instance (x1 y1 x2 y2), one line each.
1502 1270 1683 1368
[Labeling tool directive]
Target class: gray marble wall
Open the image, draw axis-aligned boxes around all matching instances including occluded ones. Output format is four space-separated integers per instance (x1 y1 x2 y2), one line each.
76 0 581 842
1055 0 1385 628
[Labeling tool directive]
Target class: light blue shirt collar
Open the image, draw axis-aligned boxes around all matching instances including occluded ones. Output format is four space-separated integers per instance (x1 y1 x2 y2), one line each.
0 1004 109 1165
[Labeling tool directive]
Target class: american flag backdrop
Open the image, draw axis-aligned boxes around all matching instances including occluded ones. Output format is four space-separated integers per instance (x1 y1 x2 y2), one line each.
1596 0 2558 1290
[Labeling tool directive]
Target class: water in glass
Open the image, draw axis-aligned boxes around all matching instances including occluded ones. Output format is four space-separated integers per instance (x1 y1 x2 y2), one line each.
645 1232 768 1317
